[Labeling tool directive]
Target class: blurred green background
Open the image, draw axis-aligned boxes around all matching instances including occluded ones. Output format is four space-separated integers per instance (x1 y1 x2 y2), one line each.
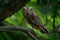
0 0 60 40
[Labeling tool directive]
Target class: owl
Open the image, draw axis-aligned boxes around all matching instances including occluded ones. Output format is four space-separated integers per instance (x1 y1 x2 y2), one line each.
22 7 48 34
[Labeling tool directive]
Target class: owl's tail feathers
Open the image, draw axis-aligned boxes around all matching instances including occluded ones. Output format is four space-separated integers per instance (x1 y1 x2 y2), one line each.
40 28 48 34
38 26 49 34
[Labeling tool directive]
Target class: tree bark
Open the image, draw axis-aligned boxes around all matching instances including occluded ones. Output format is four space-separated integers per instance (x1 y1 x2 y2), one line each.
0 26 38 40
0 0 30 22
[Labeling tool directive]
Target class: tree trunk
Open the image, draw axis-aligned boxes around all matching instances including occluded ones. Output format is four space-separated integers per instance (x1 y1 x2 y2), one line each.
0 0 30 22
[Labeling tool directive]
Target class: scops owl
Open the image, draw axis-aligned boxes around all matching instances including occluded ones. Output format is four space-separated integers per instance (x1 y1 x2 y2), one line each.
22 7 48 34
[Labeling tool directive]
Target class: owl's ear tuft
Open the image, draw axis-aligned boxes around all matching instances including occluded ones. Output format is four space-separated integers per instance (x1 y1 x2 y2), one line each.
29 7 33 9
23 7 27 10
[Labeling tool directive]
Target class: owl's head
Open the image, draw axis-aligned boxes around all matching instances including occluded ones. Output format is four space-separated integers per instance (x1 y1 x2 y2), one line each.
23 7 34 17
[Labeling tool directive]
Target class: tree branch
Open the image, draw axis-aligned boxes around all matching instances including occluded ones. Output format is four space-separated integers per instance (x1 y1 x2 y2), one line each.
49 24 60 34
0 0 30 21
0 26 38 40
52 2 59 32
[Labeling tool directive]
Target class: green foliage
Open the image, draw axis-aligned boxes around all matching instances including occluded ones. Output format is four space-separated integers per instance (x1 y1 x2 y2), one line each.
0 0 60 40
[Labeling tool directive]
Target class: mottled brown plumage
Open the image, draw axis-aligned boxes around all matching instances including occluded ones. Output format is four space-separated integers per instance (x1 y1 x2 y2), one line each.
22 7 48 34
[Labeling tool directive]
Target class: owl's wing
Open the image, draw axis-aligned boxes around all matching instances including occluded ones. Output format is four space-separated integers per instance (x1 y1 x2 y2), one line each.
31 13 43 26
31 13 48 34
